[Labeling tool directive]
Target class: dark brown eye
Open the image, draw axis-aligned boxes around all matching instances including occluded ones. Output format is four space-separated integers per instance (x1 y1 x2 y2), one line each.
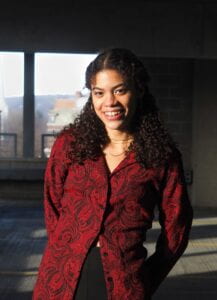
114 88 127 95
92 90 103 97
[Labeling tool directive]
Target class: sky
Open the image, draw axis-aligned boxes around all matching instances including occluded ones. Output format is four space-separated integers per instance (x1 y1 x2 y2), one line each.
0 52 96 97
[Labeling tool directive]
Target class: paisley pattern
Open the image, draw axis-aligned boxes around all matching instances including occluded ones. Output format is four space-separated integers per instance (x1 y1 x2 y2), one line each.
33 131 193 300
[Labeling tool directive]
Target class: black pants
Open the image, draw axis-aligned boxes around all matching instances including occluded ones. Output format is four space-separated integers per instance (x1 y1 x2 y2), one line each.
74 246 107 300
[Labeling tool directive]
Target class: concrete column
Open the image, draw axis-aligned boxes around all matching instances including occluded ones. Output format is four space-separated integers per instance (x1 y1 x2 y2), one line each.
23 53 34 158
192 59 217 208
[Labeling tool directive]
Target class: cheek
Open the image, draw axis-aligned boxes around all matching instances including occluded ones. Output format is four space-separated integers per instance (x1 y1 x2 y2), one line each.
92 100 103 119
92 100 101 112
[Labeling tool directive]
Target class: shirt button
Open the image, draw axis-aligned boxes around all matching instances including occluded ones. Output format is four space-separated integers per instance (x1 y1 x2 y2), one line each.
103 252 108 256
99 204 104 209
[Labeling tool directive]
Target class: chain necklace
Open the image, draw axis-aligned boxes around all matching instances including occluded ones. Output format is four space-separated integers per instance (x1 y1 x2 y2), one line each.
110 137 133 143
104 150 126 156
104 141 133 156
102 136 133 156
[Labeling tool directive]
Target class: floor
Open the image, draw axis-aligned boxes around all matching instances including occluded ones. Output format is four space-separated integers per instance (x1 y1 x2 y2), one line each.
0 200 216 300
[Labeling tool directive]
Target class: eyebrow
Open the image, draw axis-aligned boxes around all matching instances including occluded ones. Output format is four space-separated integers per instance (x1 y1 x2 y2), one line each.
91 83 125 91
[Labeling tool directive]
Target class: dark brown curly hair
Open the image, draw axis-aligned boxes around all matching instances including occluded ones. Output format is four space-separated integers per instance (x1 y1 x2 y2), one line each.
66 48 179 168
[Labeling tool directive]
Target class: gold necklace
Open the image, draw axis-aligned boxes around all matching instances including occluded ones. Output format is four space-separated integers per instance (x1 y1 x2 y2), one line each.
110 137 133 143
103 137 133 156
104 150 126 156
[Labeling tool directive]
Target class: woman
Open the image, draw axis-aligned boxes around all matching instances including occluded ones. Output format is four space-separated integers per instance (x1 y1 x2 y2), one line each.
33 48 193 300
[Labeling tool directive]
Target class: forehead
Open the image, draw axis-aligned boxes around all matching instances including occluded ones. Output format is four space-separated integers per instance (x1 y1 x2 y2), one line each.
91 69 125 88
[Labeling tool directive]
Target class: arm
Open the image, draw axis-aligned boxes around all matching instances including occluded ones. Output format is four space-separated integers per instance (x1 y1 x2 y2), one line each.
145 153 193 295
43 132 72 240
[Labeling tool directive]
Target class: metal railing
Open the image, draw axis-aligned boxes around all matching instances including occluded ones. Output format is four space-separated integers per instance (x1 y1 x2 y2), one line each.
0 133 17 157
41 133 56 158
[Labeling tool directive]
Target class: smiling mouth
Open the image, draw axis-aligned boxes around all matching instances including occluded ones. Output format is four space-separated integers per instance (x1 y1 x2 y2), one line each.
104 111 123 117
103 110 124 121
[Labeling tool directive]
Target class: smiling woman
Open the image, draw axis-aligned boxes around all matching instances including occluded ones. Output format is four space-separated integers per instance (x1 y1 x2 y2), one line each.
33 48 193 300
90 69 137 170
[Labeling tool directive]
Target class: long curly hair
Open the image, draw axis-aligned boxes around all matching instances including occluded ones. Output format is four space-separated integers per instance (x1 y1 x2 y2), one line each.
65 48 178 168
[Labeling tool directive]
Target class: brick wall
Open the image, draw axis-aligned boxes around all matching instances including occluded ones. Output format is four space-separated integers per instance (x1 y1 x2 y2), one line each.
141 58 194 169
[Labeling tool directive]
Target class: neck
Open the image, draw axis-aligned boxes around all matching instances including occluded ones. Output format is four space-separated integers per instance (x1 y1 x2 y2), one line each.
106 129 133 142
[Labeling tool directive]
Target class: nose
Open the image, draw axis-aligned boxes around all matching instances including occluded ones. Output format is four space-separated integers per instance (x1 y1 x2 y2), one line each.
104 92 117 106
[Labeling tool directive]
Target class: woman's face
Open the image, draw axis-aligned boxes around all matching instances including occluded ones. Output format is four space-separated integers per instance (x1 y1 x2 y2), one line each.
91 69 136 133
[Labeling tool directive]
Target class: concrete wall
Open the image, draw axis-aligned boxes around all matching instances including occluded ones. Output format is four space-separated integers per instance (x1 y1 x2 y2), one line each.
142 58 193 168
192 60 217 208
0 159 45 200
141 58 194 200
0 1 217 58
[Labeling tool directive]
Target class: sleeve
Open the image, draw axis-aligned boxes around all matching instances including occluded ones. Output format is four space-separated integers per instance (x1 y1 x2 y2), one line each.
43 133 71 240
144 153 193 295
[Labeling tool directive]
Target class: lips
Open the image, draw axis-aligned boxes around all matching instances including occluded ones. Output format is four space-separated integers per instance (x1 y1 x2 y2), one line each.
104 110 124 120
104 111 122 116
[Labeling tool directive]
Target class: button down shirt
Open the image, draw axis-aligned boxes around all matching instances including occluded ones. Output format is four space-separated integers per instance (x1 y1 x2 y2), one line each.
33 130 193 300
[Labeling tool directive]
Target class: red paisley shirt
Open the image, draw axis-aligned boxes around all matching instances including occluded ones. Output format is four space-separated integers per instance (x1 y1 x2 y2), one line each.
33 130 193 300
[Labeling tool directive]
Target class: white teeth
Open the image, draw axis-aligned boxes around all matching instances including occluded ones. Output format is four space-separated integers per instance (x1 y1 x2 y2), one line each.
105 111 122 116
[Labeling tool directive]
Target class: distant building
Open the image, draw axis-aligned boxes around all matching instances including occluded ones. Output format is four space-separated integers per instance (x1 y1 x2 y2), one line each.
47 98 77 132
44 92 88 157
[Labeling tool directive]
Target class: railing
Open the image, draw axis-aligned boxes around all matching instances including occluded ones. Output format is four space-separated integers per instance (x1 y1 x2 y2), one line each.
41 133 56 158
0 133 17 157
0 132 194 185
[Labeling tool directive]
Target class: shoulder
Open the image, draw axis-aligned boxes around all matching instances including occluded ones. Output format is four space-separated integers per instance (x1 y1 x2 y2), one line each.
54 127 74 147
162 147 186 185
166 147 182 167
168 147 183 170
156 147 183 181
50 127 74 161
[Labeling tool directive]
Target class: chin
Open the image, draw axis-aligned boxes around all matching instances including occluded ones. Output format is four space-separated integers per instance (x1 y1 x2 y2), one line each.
105 122 127 131
106 125 122 131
